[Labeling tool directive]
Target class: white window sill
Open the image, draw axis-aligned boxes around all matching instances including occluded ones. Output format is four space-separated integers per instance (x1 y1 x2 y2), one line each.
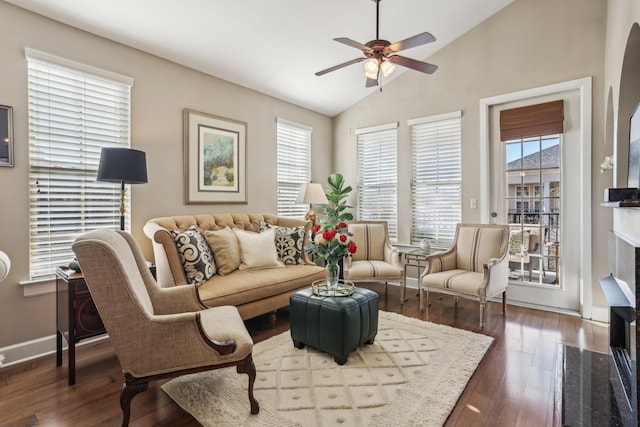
19 276 56 297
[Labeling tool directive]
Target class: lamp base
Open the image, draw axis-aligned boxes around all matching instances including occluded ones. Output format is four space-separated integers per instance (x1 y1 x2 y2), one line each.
305 207 317 225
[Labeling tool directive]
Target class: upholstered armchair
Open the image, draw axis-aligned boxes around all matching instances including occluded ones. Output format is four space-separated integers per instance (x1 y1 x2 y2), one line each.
72 230 259 426
344 221 404 299
419 223 509 329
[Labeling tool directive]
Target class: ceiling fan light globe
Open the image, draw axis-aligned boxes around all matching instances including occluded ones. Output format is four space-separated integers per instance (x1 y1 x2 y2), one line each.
363 58 379 79
380 60 396 77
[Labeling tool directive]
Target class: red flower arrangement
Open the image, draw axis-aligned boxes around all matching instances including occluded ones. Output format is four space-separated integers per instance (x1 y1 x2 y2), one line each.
307 221 357 263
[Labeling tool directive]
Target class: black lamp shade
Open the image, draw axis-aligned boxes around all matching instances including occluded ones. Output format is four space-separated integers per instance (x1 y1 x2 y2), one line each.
97 148 148 184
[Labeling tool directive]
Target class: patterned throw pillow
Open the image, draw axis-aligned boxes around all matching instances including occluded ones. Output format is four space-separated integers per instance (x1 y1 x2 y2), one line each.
170 225 216 285
508 230 530 255
259 221 306 265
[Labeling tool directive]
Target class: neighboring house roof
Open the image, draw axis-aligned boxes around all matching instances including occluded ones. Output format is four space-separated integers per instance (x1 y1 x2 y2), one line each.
507 143 560 170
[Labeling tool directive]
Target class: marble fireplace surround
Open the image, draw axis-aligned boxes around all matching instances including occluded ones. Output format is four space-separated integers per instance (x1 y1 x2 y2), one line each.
556 207 640 426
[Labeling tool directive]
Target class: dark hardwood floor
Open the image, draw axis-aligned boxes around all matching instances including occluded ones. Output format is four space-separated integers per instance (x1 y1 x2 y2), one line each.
0 283 608 426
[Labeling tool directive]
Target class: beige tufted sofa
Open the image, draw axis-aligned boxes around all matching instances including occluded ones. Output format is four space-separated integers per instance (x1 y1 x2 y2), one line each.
143 213 325 325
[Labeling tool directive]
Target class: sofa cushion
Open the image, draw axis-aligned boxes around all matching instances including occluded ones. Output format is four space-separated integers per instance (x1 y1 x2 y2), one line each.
234 228 284 270
197 265 325 307
205 227 241 275
421 269 485 296
170 225 216 285
259 221 306 265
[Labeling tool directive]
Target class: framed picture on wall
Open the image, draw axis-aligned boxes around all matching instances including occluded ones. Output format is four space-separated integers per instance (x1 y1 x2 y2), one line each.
183 109 247 204
0 105 14 167
629 102 640 189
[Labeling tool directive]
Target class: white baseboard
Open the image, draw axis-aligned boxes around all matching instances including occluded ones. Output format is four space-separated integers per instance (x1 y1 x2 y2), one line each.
589 306 609 323
0 333 108 368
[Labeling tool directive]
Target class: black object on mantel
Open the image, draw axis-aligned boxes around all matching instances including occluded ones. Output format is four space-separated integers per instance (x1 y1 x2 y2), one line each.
604 187 639 202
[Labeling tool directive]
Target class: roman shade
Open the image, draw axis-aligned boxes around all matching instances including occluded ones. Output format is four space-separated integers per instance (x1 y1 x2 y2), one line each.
500 100 564 141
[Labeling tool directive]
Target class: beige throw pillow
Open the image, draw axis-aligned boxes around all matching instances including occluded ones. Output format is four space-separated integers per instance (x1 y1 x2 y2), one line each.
233 228 284 270
205 227 242 275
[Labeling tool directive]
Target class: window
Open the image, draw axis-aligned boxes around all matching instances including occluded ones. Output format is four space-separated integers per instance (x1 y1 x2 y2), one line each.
27 49 133 279
356 123 398 242
515 185 530 197
505 135 561 285
276 118 311 218
409 111 462 249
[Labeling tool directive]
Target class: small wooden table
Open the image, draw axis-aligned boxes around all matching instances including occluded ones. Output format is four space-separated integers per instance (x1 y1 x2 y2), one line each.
56 267 106 385
56 265 156 385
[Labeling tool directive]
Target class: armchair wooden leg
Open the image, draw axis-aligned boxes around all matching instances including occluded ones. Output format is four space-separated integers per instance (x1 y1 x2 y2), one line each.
120 375 148 427
419 287 425 311
479 302 486 330
236 354 260 415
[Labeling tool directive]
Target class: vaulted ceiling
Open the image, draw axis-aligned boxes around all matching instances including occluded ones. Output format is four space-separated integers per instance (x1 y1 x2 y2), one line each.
5 0 513 116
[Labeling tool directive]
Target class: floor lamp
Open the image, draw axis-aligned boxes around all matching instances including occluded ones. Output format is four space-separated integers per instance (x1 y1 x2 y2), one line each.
97 147 148 231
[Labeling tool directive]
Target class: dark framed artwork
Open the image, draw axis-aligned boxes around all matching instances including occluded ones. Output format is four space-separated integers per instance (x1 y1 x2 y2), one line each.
629 102 640 189
183 109 247 204
0 105 13 167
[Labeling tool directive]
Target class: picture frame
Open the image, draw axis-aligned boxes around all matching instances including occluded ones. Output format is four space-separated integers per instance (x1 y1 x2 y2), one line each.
183 109 247 204
0 105 14 167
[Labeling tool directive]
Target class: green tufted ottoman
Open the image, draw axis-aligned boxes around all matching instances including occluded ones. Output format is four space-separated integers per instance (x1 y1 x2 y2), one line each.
289 287 379 365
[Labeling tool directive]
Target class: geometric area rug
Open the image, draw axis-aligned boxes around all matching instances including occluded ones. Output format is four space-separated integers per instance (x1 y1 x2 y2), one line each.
162 311 493 427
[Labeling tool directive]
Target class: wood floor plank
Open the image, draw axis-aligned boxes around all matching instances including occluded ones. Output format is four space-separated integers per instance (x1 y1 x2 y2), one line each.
0 283 608 427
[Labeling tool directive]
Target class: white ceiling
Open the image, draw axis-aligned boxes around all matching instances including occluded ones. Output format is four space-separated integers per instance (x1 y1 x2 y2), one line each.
6 0 513 117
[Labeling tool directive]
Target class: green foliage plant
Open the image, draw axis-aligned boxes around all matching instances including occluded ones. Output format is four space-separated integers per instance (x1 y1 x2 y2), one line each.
319 173 354 228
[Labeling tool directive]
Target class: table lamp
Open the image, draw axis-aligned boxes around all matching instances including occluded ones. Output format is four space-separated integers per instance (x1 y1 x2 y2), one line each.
97 147 148 231
295 182 328 225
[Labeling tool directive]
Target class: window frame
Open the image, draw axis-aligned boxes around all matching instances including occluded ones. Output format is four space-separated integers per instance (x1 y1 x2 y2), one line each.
276 118 312 219
355 122 398 242
26 49 133 280
409 111 462 250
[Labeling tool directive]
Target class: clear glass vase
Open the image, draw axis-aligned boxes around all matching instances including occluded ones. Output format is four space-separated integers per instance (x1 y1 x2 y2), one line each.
326 258 340 289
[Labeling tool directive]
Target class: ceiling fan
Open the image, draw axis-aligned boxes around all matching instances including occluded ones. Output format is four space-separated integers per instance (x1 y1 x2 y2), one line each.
316 0 438 87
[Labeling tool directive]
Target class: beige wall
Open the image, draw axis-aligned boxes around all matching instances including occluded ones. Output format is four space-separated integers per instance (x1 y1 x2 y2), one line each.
604 1 640 185
0 1 333 350
0 0 634 357
334 0 610 315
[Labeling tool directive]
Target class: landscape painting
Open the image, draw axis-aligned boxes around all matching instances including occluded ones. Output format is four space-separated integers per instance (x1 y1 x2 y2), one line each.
198 125 239 192
184 109 246 204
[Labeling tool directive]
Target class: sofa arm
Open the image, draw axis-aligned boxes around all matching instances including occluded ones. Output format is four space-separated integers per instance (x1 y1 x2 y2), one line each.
143 221 187 287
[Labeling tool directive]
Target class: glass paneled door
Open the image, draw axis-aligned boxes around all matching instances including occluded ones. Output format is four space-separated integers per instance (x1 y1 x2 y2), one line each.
505 136 560 286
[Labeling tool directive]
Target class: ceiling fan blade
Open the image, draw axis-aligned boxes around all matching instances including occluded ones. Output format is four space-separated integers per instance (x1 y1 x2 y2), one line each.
389 55 438 74
365 77 378 88
334 37 373 52
388 32 436 52
315 58 365 76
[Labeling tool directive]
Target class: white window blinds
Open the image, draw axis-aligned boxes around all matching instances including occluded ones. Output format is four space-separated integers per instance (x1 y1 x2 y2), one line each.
356 123 398 242
410 111 462 249
27 50 133 279
276 118 311 218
